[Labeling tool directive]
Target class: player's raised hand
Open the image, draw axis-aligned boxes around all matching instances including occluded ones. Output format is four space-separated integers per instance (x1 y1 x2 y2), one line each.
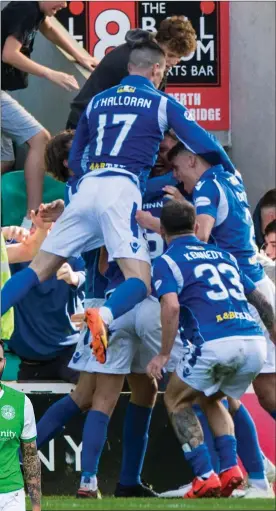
162 185 185 202
45 69 79 91
56 263 79 287
146 354 169 380
38 200 65 222
1 225 30 243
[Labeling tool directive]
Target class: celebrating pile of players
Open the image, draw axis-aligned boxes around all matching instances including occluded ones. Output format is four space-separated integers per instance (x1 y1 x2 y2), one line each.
1 2 276 510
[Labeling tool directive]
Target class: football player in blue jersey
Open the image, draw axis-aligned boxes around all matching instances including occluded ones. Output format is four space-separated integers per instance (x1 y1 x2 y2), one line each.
165 142 276 422
1 41 236 366
147 200 275 499
32 130 182 499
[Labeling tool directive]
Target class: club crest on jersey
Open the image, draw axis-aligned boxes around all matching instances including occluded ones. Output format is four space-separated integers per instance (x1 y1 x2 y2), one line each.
117 85 136 93
130 241 141 254
1 405 15 421
184 110 195 121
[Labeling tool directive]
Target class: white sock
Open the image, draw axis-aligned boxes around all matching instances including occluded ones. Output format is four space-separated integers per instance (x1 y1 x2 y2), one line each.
199 470 214 480
80 474 98 491
248 476 270 491
99 306 113 326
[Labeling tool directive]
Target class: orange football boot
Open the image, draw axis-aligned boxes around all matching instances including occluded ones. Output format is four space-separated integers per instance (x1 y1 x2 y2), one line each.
220 465 244 497
85 308 108 364
184 473 221 499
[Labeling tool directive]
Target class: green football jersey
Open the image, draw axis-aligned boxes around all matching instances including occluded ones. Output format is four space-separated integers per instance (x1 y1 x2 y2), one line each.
0 384 36 493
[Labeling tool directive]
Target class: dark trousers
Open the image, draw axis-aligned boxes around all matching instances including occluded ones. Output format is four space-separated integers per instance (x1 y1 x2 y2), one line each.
18 344 79 383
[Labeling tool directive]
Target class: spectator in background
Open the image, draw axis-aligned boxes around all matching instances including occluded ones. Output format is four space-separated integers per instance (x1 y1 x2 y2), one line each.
8 244 85 382
5 215 85 383
253 188 276 249
1 1 97 228
66 16 197 129
264 220 276 261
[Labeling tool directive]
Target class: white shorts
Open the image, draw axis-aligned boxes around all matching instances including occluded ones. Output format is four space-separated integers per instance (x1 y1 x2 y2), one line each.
248 275 276 373
0 489 25 511
41 173 150 264
69 296 184 374
176 336 267 399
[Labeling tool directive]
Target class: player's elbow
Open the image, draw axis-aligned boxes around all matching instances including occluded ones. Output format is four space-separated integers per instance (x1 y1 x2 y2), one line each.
162 295 180 316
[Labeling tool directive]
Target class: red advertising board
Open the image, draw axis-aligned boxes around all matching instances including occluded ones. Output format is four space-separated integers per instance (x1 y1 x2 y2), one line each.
57 1 230 131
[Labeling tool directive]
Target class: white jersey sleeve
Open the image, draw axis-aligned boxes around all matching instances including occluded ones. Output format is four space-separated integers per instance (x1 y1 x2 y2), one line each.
20 395 37 442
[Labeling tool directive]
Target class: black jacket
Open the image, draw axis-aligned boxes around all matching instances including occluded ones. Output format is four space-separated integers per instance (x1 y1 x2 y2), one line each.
67 29 166 128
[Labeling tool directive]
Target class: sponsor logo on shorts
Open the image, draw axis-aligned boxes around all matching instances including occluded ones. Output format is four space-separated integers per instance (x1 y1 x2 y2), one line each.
1 405 15 421
72 351 82 363
130 242 141 254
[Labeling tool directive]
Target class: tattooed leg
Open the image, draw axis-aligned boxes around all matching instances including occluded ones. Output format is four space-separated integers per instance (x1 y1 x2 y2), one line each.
164 373 215 482
170 406 204 450
21 440 41 509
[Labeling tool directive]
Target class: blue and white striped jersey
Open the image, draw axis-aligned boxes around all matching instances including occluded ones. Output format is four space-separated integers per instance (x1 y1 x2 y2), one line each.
193 166 265 283
153 235 263 346
68 75 235 194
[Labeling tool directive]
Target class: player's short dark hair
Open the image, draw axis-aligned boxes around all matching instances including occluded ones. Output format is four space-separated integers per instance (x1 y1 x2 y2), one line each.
265 219 276 237
167 141 190 162
161 199 196 235
0 340 4 355
156 15 197 57
45 130 75 183
259 189 276 210
129 40 166 69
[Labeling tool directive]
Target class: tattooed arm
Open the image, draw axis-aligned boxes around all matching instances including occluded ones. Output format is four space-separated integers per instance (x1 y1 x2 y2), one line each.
246 288 276 345
21 440 41 511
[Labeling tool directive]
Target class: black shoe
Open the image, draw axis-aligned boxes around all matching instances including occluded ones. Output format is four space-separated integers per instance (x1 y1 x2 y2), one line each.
114 481 158 497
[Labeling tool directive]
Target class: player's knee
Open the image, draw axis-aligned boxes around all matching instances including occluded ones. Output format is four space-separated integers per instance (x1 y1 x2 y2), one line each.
71 391 92 412
227 397 241 416
253 374 276 413
130 374 158 407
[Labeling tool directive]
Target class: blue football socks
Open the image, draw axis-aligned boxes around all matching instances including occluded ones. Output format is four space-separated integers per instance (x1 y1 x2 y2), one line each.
183 443 214 478
193 404 220 473
81 410 109 477
1 267 40 315
119 403 153 486
214 435 237 472
103 278 147 321
37 395 81 449
233 404 265 480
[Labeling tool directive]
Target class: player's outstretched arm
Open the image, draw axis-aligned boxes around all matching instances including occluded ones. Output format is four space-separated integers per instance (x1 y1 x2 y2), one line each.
166 97 235 174
246 289 276 345
21 440 41 511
